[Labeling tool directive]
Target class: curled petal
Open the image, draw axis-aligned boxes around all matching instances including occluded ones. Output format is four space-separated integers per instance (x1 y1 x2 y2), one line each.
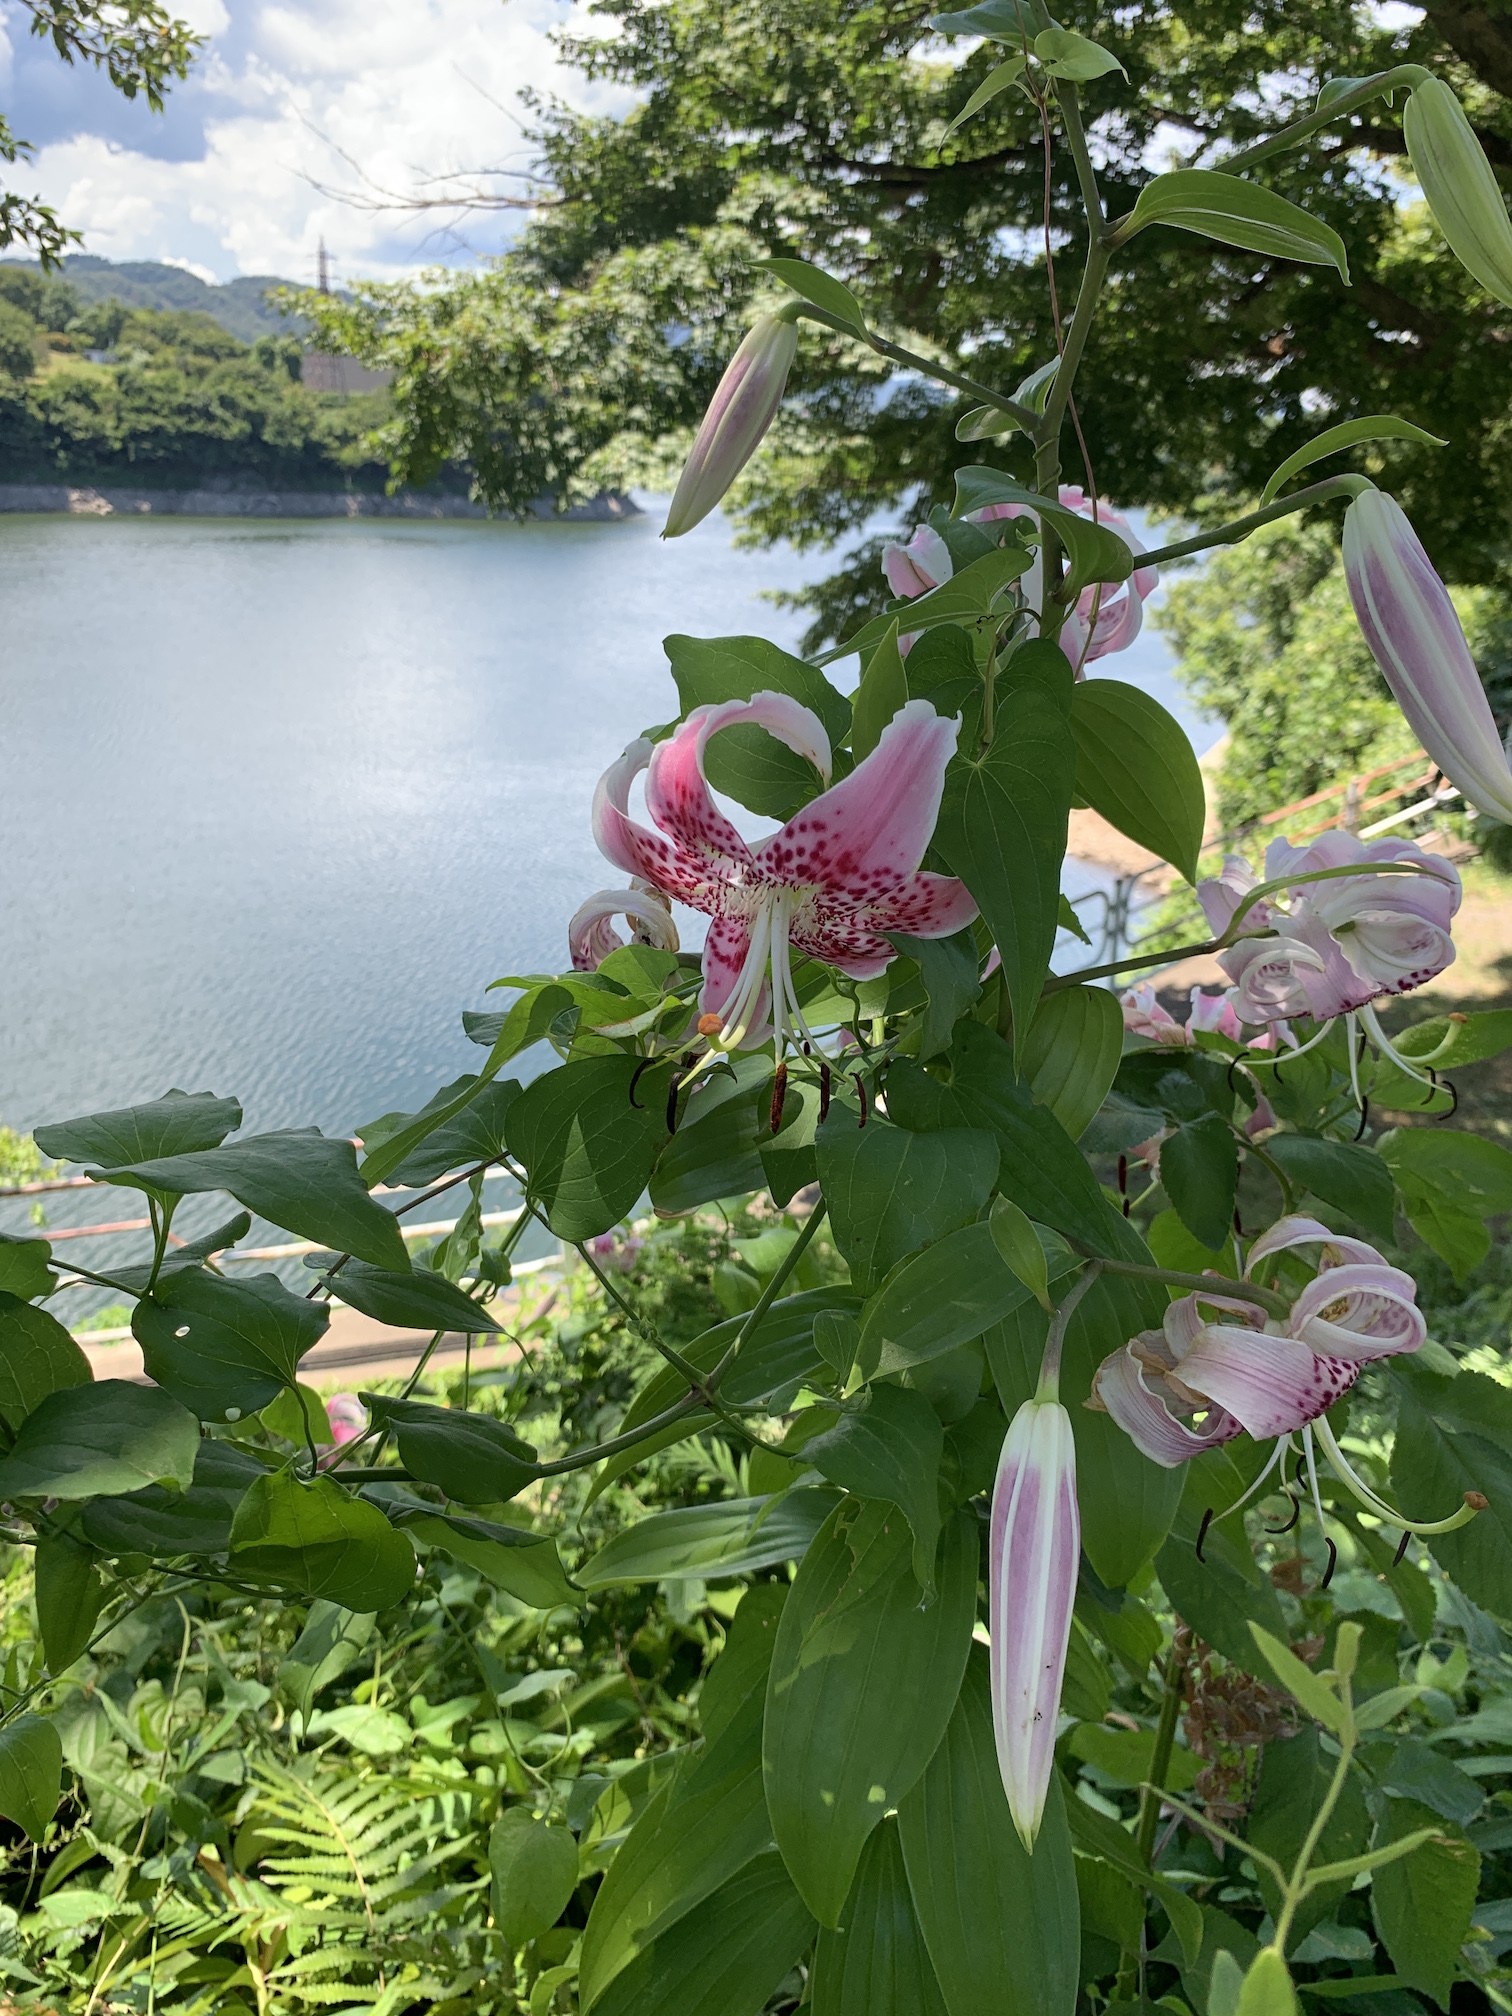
1198 854 1264 937
1288 1262 1426 1362
1090 1347 1244 1467
882 525 953 599
1176 1328 1360 1440
591 738 723 909
1245 1213 1389 1273
569 885 680 971
646 692 831 872
1164 1291 1269 1358
1121 982 1191 1046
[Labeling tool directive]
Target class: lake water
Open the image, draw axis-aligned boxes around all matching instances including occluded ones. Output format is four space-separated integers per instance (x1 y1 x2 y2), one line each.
0 506 1212 1148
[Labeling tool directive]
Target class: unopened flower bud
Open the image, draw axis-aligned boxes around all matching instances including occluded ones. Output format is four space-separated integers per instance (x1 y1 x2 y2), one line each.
1343 489 1512 824
663 312 800 538
1404 78 1512 309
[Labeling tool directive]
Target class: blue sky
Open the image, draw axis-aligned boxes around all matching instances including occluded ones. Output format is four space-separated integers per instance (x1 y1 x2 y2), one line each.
0 0 631 280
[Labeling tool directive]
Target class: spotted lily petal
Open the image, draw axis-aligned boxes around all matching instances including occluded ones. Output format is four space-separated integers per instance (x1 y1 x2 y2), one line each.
1089 1345 1244 1467
1174 1328 1360 1440
1288 1262 1426 1362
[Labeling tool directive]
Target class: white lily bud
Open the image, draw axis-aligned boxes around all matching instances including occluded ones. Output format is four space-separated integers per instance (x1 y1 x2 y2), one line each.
1403 78 1512 309
663 313 799 538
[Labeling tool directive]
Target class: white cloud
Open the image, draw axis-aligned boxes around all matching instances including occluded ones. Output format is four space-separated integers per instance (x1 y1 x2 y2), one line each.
11 0 634 280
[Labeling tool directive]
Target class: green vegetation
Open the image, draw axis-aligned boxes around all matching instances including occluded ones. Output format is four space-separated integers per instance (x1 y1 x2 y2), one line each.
0 269 392 491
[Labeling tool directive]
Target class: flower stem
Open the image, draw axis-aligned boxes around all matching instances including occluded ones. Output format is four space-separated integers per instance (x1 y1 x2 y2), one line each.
1133 475 1372 571
1037 1260 1102 1397
1068 1248 1292 1320
1136 1630 1189 1862
790 304 1037 428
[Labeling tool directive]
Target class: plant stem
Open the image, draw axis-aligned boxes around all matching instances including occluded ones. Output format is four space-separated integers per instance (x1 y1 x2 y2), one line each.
708 1202 826 1390
792 304 1038 428
1137 1631 1189 1862
1038 1260 1102 1395
1133 475 1370 571
1067 1248 1292 1319
1271 1719 1356 1955
1041 937 1222 990
1218 65 1431 173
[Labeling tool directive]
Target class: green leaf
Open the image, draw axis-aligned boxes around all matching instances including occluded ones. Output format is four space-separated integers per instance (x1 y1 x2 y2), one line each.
816 1112 997 1296
949 472 1134 601
665 632 851 746
852 621 911 759
1068 1723 1202 1791
1147 1206 1237 1278
930 0 1030 41
107 1212 253 1295
592 1851 816 2016
362 1394 537 1505
1062 1791 1203 1966
578 1488 840 1589
989 1197 1052 1312
898 1646 1080 2014
802 1386 945 1594
277 1601 377 1719
1248 1727 1369 1941
0 1714 62 1844
944 54 1028 139
132 1269 327 1421
34 1530 105 1673
1390 1389 1512 1618
326 1261 503 1335
1070 680 1206 882
385 1077 522 1187
1161 1113 1240 1251
888 929 982 1061
33 1089 242 1167
80 1440 263 1559
1033 26 1126 79
507 1055 670 1241
933 642 1076 1053
0 1381 198 1500
700 1584 788 1744
764 1500 977 1926
757 256 867 337
1235 1948 1300 2016
1121 170 1350 281
1370 1796 1478 2009
821 549 1029 667
99 1131 409 1271
1380 1125 1512 1279
491 1809 580 1948
391 1505 578 1609
652 1085 766 1215
1262 1136 1396 1242
812 1817 949 2015
1022 985 1124 1142
1260 414 1446 505
1392 1008 1512 1070
228 1471 417 1611
860 1221 1032 1376
0 1236 54 1301
1156 1502 1288 1678
1247 1624 1347 1733
1378 1739 1483 1828
0 1294 91 1431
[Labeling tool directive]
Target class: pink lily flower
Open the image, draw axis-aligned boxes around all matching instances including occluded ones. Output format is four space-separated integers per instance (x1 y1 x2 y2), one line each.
882 524 953 600
568 883 679 972
1120 982 1191 1046
1343 489 1512 825
663 311 801 539
1188 988 1246 1042
990 1393 1079 1850
590 691 978 1050
971 485 1159 669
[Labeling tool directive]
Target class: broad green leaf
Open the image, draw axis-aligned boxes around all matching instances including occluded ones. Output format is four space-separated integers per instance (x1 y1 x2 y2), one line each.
944 54 1027 139
664 632 851 746
1370 1796 1478 2007
1390 1387 1512 1618
1378 1742 1482 1828
392 1505 578 1609
1022 985 1123 1142
930 0 1029 40
363 1394 538 1504
1061 1614 1112 1722
107 1211 252 1295
1033 27 1126 79
80 1440 263 1558
1068 1722 1202 1790
898 1646 1080 2014
1249 1727 1369 1941
578 1488 840 1589
1148 1205 1237 1278
1121 170 1350 281
1247 1624 1346 1733
133 1268 326 1421
1075 1854 1142 1949
812 1818 949 2016
507 1055 670 1241
385 1076 522 1186
1263 1136 1395 1243
1392 1007 1512 1070
591 1851 815 2016
1157 1500 1288 1679
933 642 1076 1052
0 1294 91 1430
851 622 910 759
277 1601 376 1719
326 1261 503 1335
802 1385 945 1593
816 1112 997 1295
1070 680 1206 883
989 1196 1051 1312
860 1221 1033 1377
1235 1948 1300 2016
0 1381 198 1500
261 1382 333 1446
491 1810 580 1947
758 256 867 336
887 928 981 1060
762 1084 821 1206
34 1530 105 1673
1161 1113 1240 1251
700 1583 788 1744
1380 1125 1512 1278
0 1236 54 1301
1260 414 1445 505
99 1131 409 1271
763 1499 977 1926
948 472 1134 601
651 1088 766 1215
1062 1790 1203 1965
228 1471 417 1611
0 1714 62 1843
33 1089 242 1167
821 549 1029 667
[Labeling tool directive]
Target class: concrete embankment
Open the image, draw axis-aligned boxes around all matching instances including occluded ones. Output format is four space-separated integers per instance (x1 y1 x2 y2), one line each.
0 483 638 521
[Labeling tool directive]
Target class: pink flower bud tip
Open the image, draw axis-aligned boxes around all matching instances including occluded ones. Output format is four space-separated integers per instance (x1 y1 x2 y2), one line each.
663 313 799 539
989 1397 1079 1851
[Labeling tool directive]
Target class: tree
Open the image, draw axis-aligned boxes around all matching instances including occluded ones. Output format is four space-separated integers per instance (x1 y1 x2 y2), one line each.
302 0 1512 645
2 0 202 266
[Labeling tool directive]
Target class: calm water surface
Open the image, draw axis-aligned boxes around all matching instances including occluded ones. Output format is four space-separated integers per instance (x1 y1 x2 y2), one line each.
1 508 1211 1142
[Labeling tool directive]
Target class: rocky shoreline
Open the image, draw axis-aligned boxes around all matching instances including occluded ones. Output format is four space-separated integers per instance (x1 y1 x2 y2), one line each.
0 482 639 521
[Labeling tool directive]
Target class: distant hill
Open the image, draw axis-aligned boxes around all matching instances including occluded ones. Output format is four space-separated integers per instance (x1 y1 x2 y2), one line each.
0 256 305 344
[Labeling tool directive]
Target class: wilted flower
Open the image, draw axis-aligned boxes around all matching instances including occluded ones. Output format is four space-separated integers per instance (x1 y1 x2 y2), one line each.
591 691 977 1052
1403 78 1512 311
663 312 801 539
990 1394 1079 1850
569 883 680 971
1120 982 1190 1045
1343 489 1512 825
971 485 1159 669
